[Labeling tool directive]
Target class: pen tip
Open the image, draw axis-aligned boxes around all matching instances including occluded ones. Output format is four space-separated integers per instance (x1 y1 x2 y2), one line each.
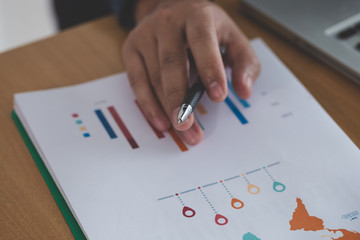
177 118 182 124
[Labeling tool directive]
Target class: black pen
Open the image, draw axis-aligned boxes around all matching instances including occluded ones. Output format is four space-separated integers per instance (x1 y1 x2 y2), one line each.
177 47 225 124
177 78 205 124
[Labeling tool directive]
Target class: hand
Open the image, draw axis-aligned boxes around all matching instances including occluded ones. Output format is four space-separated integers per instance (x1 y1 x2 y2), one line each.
122 0 260 145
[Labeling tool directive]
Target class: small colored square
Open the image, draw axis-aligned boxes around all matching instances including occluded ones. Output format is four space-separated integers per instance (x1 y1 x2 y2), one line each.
83 133 90 138
79 126 86 131
72 113 79 118
76 120 83 124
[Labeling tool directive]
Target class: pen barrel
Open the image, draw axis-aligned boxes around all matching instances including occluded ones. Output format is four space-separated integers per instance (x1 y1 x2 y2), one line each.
183 78 205 109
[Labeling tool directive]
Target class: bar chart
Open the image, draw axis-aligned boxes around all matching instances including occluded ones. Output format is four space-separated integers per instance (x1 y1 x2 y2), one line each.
92 101 190 152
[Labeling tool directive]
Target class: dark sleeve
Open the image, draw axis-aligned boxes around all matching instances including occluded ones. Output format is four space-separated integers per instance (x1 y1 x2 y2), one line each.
105 0 139 29
54 0 112 30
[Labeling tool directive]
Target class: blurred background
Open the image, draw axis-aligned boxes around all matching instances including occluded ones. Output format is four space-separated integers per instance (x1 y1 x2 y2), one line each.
0 0 57 53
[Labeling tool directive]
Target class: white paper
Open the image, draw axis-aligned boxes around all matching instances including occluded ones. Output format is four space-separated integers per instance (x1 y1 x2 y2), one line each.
14 39 360 240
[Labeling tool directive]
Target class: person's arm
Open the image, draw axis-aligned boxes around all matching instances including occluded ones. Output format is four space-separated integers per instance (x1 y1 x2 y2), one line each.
119 0 261 145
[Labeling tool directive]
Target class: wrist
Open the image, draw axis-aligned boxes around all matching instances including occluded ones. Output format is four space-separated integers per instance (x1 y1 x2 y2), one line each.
135 0 207 23
135 0 160 23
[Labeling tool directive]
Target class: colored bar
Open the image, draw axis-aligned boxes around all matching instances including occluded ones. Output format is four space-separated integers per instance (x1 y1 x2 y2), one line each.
168 129 188 152
94 109 117 139
196 103 208 115
134 100 165 139
108 106 139 149
227 79 250 108
195 116 205 130
225 97 248 124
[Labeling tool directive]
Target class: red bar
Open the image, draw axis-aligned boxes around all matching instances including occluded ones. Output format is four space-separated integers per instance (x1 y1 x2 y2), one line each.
168 129 188 152
134 100 165 139
108 106 139 149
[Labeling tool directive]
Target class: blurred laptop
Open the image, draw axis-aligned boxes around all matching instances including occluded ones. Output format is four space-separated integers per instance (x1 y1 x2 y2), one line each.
241 0 360 84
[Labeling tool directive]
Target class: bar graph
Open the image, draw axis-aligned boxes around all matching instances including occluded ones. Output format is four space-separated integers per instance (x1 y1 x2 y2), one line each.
108 106 139 149
95 109 117 139
157 161 285 226
91 84 253 151
93 100 190 152
224 97 249 125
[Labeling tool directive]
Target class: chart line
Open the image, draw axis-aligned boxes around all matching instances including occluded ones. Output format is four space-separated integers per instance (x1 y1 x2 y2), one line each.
202 182 218 188
224 175 240 181
94 109 117 139
158 195 174 201
267 162 280 168
180 188 197 194
225 97 248 124
246 168 261 175
108 106 139 149
158 162 283 200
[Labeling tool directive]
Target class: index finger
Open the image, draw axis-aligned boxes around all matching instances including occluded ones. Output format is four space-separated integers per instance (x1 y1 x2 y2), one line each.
186 12 227 102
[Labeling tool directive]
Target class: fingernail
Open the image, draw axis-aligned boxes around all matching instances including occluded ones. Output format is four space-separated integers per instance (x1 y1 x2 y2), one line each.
208 82 224 101
153 117 168 131
182 127 199 145
245 75 253 89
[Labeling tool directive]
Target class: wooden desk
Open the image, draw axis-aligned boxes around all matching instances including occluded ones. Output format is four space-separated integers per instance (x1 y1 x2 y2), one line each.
1 0 359 239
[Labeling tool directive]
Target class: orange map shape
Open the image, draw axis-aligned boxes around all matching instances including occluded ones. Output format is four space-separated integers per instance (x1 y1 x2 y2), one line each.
289 198 324 231
289 198 360 240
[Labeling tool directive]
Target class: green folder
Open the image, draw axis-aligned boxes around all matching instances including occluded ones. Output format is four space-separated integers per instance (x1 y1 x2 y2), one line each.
11 111 87 240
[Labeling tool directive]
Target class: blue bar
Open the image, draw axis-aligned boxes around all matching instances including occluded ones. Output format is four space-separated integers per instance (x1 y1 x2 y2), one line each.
225 97 248 124
195 116 205 130
227 79 250 108
95 109 117 139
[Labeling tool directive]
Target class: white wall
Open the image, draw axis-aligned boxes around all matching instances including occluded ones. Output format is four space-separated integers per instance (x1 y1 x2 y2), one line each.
0 0 57 53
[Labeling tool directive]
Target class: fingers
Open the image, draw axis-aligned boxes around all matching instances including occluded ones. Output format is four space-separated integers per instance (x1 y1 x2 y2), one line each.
177 119 203 145
186 11 227 103
122 38 170 132
221 24 261 99
157 23 194 131
123 1 260 147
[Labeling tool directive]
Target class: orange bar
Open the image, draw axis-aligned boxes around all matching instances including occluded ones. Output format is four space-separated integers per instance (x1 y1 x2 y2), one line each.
196 103 207 115
168 129 188 152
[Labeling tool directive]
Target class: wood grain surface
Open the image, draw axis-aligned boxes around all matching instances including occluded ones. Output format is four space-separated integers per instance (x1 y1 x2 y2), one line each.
1 0 359 239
